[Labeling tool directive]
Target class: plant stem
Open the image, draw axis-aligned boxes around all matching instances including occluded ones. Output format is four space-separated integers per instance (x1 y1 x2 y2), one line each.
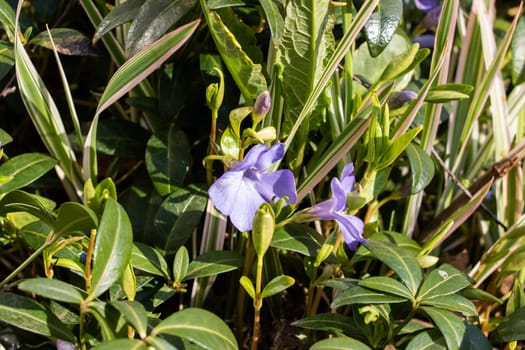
235 234 254 343
251 256 264 350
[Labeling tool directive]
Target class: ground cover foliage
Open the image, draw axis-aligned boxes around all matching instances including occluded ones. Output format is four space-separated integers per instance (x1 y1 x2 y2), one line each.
0 0 524 349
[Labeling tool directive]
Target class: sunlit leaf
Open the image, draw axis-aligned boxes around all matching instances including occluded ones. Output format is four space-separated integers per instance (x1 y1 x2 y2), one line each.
18 278 86 304
362 0 402 57
185 251 242 280
0 153 57 194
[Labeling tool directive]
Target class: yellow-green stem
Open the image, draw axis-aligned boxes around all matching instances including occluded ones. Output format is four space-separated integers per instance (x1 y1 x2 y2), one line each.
251 256 264 350
235 235 254 343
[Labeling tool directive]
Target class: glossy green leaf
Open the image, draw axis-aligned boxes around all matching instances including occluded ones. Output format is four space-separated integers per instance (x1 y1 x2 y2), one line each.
18 278 86 304
406 143 435 194
173 245 190 282
271 224 324 257
240 276 255 300
0 190 56 226
152 308 238 350
89 198 133 300
146 127 191 196
511 17 525 84
331 285 406 308
94 0 144 42
96 119 150 158
0 0 16 40
201 3 266 101
152 186 207 255
96 19 199 115
261 275 294 299
292 313 357 335
0 153 57 194
119 262 136 301
185 251 242 280
406 330 447 350
461 287 502 304
425 83 473 103
131 242 170 278
259 0 283 43
490 307 525 343
0 128 13 146
460 323 491 350
363 0 402 57
359 276 414 300
421 306 465 350
421 294 478 317
375 126 421 170
417 264 472 300
0 291 75 342
379 44 426 83
30 28 96 56
365 239 422 295
310 336 372 350
54 202 98 237
126 0 198 56
110 300 148 339
93 339 147 350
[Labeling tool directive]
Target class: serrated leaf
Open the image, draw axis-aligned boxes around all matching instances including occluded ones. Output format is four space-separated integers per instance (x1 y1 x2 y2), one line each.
261 275 294 299
89 198 133 300
421 306 465 350
365 239 422 295
0 291 75 342
131 242 170 278
331 285 406 308
146 127 191 196
185 251 242 280
109 300 148 339
96 19 199 115
152 186 207 255
406 143 435 194
421 294 478 317
240 276 255 299
0 153 57 194
18 278 86 304
359 276 414 300
363 0 402 57
126 0 198 56
94 0 144 42
310 336 372 350
152 308 237 350
417 264 472 301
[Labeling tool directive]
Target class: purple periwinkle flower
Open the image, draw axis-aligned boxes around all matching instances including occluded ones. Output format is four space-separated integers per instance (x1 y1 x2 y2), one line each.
209 142 297 232
415 0 438 11
308 163 366 250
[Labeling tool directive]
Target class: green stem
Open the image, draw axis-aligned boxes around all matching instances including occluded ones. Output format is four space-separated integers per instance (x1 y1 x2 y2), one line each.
251 256 264 350
235 234 254 343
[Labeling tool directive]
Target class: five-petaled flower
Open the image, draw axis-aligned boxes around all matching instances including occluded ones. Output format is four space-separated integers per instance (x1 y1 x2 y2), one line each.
308 163 366 250
209 142 297 232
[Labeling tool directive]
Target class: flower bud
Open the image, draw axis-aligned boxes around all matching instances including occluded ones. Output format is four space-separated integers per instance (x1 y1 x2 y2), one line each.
388 90 418 109
206 83 220 111
253 91 271 117
252 202 275 257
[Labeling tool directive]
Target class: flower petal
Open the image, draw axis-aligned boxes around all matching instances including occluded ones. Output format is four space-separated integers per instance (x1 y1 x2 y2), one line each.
208 170 245 216
309 198 337 220
255 143 285 171
415 0 438 11
228 186 266 232
256 169 297 205
329 178 348 212
340 163 356 193
334 212 366 251
231 144 268 171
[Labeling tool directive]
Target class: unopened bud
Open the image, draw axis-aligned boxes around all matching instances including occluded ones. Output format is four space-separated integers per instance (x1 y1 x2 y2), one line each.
254 91 271 117
388 90 418 109
252 202 275 257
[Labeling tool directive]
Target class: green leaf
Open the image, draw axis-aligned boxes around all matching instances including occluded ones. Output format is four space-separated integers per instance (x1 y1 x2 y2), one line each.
460 323 491 350
261 275 294 299
96 119 150 158
30 28 96 56
89 198 133 300
0 291 75 342
18 278 86 304
0 128 13 146
421 294 478 317
54 202 98 237
208 0 246 9
512 17 525 84
0 0 16 40
152 308 238 350
94 0 145 43
0 190 56 226
421 306 465 350
146 127 191 196
185 251 242 280
96 19 200 115
417 264 472 301
379 44 425 83
109 300 148 339
363 0 402 57
365 239 422 295
425 83 473 103
310 336 372 350
406 330 447 350
239 276 255 299
490 307 525 343
201 3 267 101
292 313 357 335
259 0 284 43
331 285 406 308
94 340 147 350
358 276 414 301
131 242 170 278
375 126 421 170
173 245 190 282
126 0 198 56
152 186 207 255
271 224 324 257
0 153 58 194
405 143 435 194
